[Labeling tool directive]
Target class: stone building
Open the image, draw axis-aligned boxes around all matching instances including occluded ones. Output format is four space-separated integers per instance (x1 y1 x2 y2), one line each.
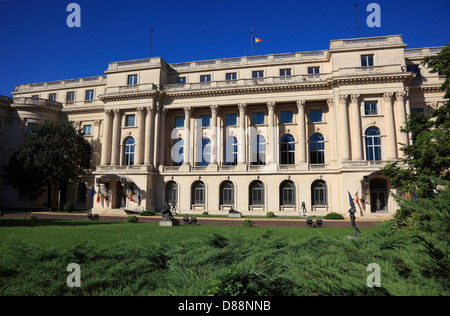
0 34 445 218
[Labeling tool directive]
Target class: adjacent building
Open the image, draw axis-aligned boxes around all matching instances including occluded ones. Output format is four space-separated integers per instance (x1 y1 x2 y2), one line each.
0 34 445 218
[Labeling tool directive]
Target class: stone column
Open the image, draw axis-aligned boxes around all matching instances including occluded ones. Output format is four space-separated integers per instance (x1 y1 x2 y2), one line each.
238 103 247 165
338 94 351 161
110 109 120 166
100 109 112 166
327 98 337 165
135 107 145 165
296 100 306 165
153 101 160 167
183 106 192 166
349 94 363 160
395 91 409 156
210 105 219 165
383 92 397 160
267 101 276 165
158 107 166 170
144 104 154 167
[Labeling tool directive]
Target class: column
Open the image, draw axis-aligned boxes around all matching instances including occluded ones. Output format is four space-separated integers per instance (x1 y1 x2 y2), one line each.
135 107 145 165
327 98 337 165
100 109 112 166
210 105 219 165
238 103 247 165
383 92 397 160
296 100 306 165
144 103 154 167
110 109 120 166
349 94 363 160
158 107 166 170
183 106 192 166
395 91 409 155
338 94 351 161
267 101 276 165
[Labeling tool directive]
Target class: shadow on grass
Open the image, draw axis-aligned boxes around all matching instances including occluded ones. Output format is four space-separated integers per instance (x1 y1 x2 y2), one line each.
0 218 124 228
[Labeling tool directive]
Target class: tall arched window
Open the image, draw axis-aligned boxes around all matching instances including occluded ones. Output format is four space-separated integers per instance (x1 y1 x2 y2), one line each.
77 182 87 206
365 127 382 161
172 138 184 166
220 180 235 205
280 134 295 165
280 180 295 205
198 138 211 166
251 135 266 165
124 137 135 166
311 180 327 206
309 133 325 164
249 180 264 205
224 136 238 165
192 181 205 205
165 181 178 205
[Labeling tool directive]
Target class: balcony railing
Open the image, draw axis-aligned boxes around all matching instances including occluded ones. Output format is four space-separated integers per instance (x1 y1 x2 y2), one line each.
13 97 62 108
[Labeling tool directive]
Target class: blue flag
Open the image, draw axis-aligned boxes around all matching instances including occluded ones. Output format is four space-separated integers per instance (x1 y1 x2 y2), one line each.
89 187 96 202
348 191 353 205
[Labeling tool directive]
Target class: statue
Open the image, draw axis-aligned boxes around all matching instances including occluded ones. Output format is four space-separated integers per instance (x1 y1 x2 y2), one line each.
348 200 361 237
301 202 307 216
160 202 174 221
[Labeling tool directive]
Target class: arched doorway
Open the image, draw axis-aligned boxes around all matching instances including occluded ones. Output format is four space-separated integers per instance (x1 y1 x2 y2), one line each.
369 178 388 212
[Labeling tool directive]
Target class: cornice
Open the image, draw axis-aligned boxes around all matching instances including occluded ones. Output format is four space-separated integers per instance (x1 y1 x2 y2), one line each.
98 90 161 103
62 106 105 115
11 103 62 113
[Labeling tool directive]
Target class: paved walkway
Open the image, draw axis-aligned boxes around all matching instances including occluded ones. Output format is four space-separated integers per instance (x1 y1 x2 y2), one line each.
1 211 383 228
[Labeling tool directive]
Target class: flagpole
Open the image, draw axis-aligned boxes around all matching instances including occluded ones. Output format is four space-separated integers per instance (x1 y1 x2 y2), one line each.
149 28 154 58
354 4 360 38
251 27 254 56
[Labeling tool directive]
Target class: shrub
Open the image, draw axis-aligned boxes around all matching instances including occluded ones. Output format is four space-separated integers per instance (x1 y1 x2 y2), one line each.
266 212 276 218
324 212 344 220
242 220 255 228
126 216 138 223
27 214 37 220
202 211 209 215
63 202 75 213
140 210 156 216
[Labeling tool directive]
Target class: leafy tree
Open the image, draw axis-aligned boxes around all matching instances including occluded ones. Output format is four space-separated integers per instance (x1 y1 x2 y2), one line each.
381 44 450 199
4 121 90 209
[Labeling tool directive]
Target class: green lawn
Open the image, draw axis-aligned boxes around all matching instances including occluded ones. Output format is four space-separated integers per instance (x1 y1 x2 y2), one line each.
0 218 446 296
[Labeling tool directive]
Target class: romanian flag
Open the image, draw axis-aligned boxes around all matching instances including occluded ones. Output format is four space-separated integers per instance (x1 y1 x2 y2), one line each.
96 192 101 203
89 187 96 203
355 190 360 206
130 188 134 202
348 191 353 205
254 37 262 43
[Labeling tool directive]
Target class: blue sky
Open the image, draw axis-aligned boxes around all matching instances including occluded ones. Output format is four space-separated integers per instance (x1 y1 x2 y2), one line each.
0 0 449 97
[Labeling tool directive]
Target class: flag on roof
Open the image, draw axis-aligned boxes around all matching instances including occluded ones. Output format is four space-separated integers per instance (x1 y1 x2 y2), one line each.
254 37 262 43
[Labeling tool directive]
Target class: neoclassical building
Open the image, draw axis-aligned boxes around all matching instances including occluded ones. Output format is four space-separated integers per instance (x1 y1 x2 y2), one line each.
0 34 445 218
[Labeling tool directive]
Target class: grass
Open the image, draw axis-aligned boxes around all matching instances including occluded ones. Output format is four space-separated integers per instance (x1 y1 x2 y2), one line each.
0 218 447 296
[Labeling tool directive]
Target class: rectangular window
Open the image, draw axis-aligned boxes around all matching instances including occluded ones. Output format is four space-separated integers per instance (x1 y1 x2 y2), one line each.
66 91 75 102
175 116 185 128
252 71 264 78
27 122 38 134
176 77 186 84
410 108 424 114
85 90 94 101
364 101 378 115
281 111 293 124
280 69 291 77
226 73 237 80
406 64 421 77
200 115 210 127
49 93 56 101
83 125 92 136
308 67 320 74
309 110 322 122
125 114 135 127
253 112 265 125
200 75 211 82
361 54 374 67
226 113 237 126
127 74 138 85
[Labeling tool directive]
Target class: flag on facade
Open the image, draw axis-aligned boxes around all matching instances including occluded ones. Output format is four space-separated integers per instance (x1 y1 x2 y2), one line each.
138 189 141 203
355 190 360 206
89 187 96 202
96 192 101 203
406 192 411 200
348 191 353 205
130 188 134 202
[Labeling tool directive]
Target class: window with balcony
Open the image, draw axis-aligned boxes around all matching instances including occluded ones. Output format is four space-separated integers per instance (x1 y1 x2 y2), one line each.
224 136 238 165
308 67 320 74
280 68 291 77
200 75 211 82
172 138 184 166
49 93 57 101
124 137 135 166
251 135 266 165
176 77 186 84
365 127 381 161
361 54 374 67
280 134 295 165
198 138 211 166
127 74 138 85
226 73 237 80
309 133 325 164
364 101 378 115
252 71 264 78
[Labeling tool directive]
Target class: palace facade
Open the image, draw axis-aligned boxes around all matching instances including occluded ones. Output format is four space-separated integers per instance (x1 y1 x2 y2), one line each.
0 35 445 218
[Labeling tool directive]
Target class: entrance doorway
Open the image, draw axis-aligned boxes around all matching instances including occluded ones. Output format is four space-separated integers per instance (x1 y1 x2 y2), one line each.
369 178 387 212
116 181 126 209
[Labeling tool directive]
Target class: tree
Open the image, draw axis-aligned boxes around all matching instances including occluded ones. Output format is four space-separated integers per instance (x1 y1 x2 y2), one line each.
382 44 450 198
4 121 90 209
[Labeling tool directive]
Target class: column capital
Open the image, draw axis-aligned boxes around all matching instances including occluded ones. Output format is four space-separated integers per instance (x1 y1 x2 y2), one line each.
112 109 120 117
146 105 154 114
238 103 247 112
296 100 306 109
383 92 395 102
267 101 276 111
350 94 361 103
136 107 146 115
104 109 113 116
210 104 219 114
395 91 407 101
326 98 334 107
183 106 192 115
338 94 349 104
